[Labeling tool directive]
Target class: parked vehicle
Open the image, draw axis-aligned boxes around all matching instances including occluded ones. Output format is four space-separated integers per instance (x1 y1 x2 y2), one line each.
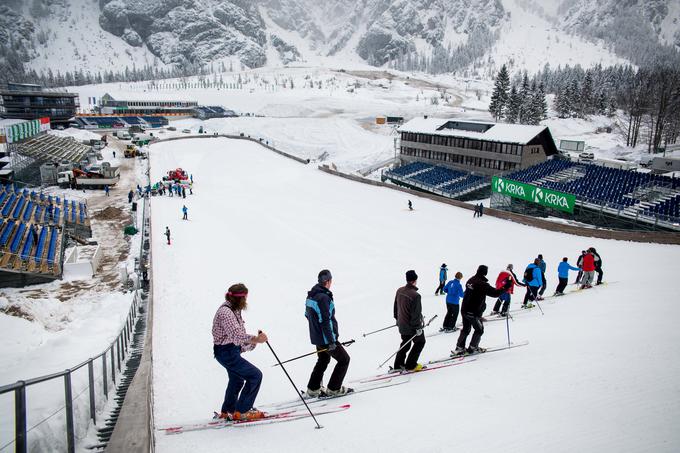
579 151 595 160
181 129 191 134
57 165 120 189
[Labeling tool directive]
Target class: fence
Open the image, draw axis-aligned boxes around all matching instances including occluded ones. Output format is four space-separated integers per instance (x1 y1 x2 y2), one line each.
0 291 141 453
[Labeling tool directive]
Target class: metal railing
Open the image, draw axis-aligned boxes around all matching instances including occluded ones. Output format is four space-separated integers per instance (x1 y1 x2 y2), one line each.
0 292 141 453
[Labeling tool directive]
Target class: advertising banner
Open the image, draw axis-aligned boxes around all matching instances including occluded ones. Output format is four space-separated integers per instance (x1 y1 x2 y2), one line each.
492 176 576 213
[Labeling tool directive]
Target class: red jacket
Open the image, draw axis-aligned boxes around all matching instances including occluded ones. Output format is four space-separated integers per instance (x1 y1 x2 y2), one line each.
582 253 595 272
496 271 515 294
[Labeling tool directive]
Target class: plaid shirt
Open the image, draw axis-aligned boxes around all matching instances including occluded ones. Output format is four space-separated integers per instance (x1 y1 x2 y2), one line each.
212 301 255 351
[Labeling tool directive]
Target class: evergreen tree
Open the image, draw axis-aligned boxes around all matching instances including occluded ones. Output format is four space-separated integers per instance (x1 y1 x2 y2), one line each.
517 74 531 123
505 85 521 123
488 64 510 121
555 86 571 118
580 71 594 116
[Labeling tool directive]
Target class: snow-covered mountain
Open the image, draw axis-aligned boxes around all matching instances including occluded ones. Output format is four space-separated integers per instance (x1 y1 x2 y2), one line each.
2 0 679 77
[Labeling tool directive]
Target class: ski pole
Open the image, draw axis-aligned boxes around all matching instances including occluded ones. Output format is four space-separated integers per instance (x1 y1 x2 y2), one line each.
534 297 545 315
362 324 397 337
272 340 355 367
264 338 323 429
377 315 437 369
505 311 511 347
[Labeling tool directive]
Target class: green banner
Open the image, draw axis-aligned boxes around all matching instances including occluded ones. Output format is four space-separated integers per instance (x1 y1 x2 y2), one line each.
492 176 576 213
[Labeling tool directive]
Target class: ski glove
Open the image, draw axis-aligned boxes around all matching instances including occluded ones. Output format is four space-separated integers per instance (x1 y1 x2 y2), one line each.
416 329 423 336
327 343 337 352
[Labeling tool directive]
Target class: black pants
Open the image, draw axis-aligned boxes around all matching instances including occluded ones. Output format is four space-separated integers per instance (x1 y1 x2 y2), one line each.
307 343 350 392
435 281 445 295
456 313 484 349
394 333 426 370
539 272 547 296
595 267 603 284
523 286 539 305
555 277 568 294
575 270 583 284
442 304 459 329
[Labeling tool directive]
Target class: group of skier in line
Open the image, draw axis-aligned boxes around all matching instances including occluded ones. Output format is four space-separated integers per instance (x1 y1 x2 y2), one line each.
210 249 605 422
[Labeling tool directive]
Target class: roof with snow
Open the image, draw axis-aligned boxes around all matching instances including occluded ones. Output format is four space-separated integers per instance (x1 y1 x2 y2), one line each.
398 117 549 145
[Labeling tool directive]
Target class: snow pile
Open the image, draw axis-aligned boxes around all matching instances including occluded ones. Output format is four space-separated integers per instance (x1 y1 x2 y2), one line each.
150 137 680 453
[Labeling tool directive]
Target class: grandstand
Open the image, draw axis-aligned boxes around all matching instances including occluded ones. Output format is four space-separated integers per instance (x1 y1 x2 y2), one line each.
383 161 490 199
76 116 169 129
0 184 91 285
500 159 680 231
15 134 91 164
193 106 237 120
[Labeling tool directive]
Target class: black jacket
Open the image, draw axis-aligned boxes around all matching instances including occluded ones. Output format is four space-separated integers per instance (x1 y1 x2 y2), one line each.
393 283 423 336
461 274 504 317
305 284 339 346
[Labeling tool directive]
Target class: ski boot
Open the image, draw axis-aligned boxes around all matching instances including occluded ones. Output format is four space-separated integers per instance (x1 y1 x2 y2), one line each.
466 346 487 355
233 409 266 421
388 365 405 374
451 346 466 357
407 363 425 372
305 386 327 398
325 386 354 397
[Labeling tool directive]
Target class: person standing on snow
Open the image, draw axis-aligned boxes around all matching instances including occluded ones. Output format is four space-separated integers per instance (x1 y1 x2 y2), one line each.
478 203 484 217
165 226 171 245
212 283 268 421
490 264 524 317
441 271 464 332
393 270 426 372
574 250 586 284
522 258 543 308
590 247 603 285
454 265 510 355
128 190 134 203
408 200 413 211
305 269 352 397
537 254 547 297
182 205 188 220
580 250 596 289
554 257 581 296
435 263 448 295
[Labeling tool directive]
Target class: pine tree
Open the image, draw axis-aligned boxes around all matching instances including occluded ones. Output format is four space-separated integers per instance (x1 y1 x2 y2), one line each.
488 64 510 121
505 85 521 123
580 71 594 116
517 74 531 123
555 86 570 118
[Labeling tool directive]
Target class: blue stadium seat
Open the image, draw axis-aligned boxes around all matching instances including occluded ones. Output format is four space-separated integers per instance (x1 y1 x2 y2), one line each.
10 223 26 254
0 220 15 246
34 226 47 265
47 228 58 265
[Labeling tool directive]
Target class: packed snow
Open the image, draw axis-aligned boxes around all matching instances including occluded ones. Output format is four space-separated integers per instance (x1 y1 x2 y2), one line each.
150 137 680 453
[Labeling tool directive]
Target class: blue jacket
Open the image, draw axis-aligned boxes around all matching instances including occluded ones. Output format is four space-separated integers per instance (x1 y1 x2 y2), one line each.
443 279 464 305
524 264 543 287
538 259 546 273
557 261 580 278
439 267 448 282
305 284 339 346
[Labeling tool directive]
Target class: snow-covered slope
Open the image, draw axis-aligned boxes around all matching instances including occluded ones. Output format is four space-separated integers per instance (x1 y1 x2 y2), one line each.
150 137 680 453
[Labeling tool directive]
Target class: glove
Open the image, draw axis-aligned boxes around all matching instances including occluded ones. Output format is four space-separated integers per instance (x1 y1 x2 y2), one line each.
327 343 337 352
503 278 513 290
416 329 423 336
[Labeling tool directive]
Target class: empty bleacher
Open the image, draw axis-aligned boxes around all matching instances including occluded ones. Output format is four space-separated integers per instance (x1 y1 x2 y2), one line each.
0 184 90 276
385 161 490 198
15 133 91 164
77 115 169 129
503 159 680 229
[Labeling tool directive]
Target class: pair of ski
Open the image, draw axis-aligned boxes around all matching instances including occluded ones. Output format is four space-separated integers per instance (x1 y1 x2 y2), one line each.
160 403 351 435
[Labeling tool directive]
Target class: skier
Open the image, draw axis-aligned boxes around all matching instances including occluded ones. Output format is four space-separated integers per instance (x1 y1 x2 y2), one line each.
182 186 186 199
435 263 448 295
454 265 510 355
112 150 116 158
408 200 413 211
128 190 134 203
440 271 464 332
473 204 479 218
574 250 586 284
182 205 188 220
305 270 352 397
537 254 547 297
522 259 543 308
490 264 524 316
591 247 604 285
554 257 581 296
393 270 426 372
478 203 484 217
213 283 268 421
165 226 171 245
580 250 596 289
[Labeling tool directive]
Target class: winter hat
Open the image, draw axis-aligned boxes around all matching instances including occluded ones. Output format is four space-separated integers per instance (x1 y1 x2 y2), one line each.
318 269 333 284
476 265 488 277
507 264 513 270
441 263 447 268
406 270 418 282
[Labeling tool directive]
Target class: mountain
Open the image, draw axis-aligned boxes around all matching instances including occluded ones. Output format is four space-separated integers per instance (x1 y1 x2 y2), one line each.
1 0 679 81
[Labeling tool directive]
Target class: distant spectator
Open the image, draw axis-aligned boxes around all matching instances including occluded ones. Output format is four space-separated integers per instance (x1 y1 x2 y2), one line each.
182 205 188 220
105 185 110 196
165 227 171 245
128 190 134 203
